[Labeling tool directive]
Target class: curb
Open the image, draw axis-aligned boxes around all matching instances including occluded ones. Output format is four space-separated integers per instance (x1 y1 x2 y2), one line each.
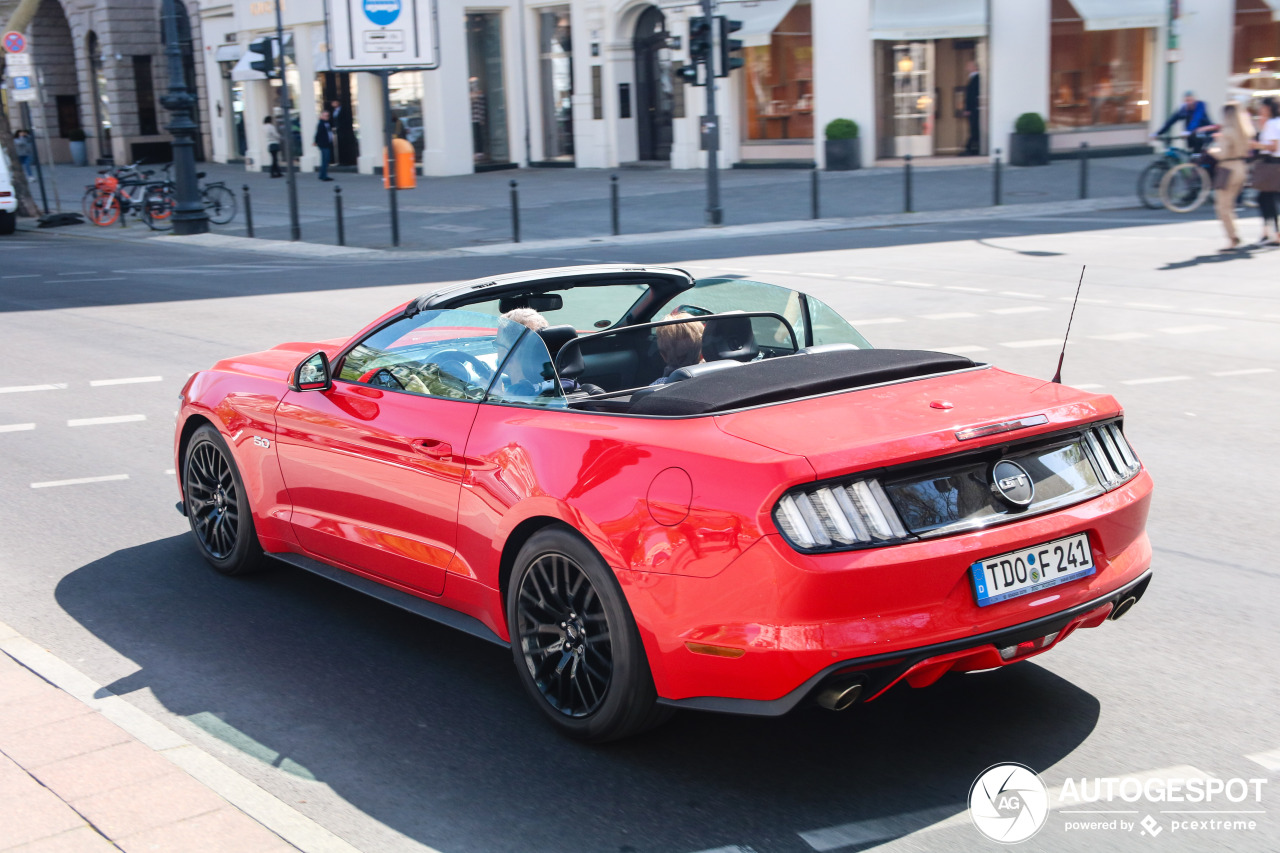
0 618 389 853
16 195 1143 262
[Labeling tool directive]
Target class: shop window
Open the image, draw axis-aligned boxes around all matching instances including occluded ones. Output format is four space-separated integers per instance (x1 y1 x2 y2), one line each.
55 95 80 138
1233 0 1280 76
467 12 510 166
539 7 574 161
1049 0 1152 130
133 56 159 136
743 0 813 141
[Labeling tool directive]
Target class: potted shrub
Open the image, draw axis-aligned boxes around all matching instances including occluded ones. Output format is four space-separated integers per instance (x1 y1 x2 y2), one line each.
824 119 861 171
68 128 88 166
1009 112 1048 167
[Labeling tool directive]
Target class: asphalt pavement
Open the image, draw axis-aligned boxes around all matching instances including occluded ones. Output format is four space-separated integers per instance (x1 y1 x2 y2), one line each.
1 201 1277 853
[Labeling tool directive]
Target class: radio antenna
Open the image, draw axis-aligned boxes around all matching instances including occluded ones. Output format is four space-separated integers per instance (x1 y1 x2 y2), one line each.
1052 265 1086 385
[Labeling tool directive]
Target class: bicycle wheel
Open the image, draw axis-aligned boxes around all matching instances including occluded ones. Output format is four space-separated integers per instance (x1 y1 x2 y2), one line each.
143 186 176 231
1160 163 1211 213
89 193 120 227
202 184 237 225
82 187 99 219
1137 161 1169 209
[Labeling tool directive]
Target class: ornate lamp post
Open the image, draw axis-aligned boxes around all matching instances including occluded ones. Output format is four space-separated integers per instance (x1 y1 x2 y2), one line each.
160 0 208 235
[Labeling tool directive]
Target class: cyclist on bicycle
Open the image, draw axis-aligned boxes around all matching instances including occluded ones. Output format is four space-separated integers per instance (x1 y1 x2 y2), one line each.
1154 91 1216 153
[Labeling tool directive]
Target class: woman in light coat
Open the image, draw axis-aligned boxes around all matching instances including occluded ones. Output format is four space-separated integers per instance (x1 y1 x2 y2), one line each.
1212 102 1253 251
263 116 282 178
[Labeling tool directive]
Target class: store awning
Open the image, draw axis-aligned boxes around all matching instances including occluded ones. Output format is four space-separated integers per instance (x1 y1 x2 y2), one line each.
214 44 242 63
718 0 798 48
1066 0 1164 31
870 0 986 41
231 48 267 81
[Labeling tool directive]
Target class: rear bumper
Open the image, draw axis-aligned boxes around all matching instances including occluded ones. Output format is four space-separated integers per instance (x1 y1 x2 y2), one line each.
659 569 1151 716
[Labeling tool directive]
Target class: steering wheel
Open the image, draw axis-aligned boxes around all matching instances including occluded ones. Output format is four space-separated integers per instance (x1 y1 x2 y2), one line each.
433 350 494 384
361 367 405 390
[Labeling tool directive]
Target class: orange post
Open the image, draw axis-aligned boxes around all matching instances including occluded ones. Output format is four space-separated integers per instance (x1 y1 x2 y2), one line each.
383 138 417 189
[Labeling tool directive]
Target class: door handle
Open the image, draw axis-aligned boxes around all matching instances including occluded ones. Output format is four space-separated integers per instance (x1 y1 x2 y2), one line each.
412 439 453 459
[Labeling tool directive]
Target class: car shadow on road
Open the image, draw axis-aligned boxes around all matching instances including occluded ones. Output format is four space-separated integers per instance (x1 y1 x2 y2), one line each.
57 536 1102 853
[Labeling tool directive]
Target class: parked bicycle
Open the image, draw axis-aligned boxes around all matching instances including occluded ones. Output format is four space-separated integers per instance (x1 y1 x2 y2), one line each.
82 162 175 231
152 164 237 227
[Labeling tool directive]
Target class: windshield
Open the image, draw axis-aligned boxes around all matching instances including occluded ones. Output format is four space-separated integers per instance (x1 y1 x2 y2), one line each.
458 283 650 333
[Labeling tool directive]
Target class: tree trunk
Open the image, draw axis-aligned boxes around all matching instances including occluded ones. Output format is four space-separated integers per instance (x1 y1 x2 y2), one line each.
0 51 44 218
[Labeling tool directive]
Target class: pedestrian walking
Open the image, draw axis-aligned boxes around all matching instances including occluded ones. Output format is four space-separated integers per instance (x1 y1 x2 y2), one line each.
1250 97 1280 246
1210 103 1253 251
314 110 335 181
263 116 283 178
963 61 981 155
13 129 34 179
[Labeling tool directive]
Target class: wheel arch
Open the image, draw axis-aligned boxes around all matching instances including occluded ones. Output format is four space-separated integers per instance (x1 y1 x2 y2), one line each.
176 413 217 492
496 515 567 613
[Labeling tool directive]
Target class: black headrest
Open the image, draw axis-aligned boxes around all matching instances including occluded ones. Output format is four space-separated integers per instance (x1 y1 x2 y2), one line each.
537 324 577 357
554 341 585 380
701 314 758 363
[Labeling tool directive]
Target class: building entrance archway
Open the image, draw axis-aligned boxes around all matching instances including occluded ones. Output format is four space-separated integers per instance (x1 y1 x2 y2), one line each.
633 5 672 161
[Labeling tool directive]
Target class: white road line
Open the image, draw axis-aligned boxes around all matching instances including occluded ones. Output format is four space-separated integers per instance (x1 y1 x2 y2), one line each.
804 272 838 278
990 306 1050 315
1 274 40 279
1121 375 1192 385
843 275 884 282
1000 291 1046 299
0 423 36 433
1089 332 1151 341
67 414 147 427
1000 338 1061 348
31 475 130 489
1061 297 1113 305
942 345 988 353
757 269 793 275
163 468 176 475
1211 368 1275 377
1126 302 1175 310
946 285 989 293
1246 747 1280 772
894 280 935 287
1074 383 1106 390
688 847 759 853
89 376 163 387
920 312 977 320
57 271 100 276
0 383 68 394
1194 308 1245 316
1160 324 1224 335
852 317 905 325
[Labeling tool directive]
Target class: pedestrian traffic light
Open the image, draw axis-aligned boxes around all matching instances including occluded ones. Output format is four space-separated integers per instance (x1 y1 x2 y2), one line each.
717 17 744 78
248 36 275 77
676 64 700 86
689 16 712 63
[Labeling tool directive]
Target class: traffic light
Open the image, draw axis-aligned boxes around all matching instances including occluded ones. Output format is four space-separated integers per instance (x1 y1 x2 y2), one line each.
676 64 699 85
717 17 744 78
689 16 712 63
248 36 275 77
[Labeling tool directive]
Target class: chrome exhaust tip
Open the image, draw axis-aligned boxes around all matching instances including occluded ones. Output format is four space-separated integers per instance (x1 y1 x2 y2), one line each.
1109 596 1138 621
816 678 864 711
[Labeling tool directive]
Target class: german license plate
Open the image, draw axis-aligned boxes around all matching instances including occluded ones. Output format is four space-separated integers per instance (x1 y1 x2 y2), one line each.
970 532 1095 607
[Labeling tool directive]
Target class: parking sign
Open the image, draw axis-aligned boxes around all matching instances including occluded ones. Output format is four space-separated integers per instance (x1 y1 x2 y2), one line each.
326 0 437 70
2 31 25 54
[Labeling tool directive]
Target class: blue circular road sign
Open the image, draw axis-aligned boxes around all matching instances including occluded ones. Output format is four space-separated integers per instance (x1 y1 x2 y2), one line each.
362 0 401 26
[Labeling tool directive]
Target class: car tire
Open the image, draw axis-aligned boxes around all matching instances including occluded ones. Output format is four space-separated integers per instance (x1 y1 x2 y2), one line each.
182 424 267 576
0 210 15 235
507 525 671 742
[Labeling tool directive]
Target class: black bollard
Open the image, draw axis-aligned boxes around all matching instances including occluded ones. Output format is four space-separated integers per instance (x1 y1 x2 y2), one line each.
242 184 254 238
510 179 521 243
611 174 620 236
811 169 820 219
1079 142 1090 199
904 154 913 213
993 148 1003 206
335 184 345 246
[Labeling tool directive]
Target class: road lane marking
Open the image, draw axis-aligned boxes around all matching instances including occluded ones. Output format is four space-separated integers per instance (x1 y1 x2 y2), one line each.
1246 747 1280 772
1160 324 1224 335
1 274 40 279
1000 338 1061 348
31 475 130 489
0 383 68 394
164 468 176 475
1120 376 1192 385
920 312 977 320
1089 332 1151 341
1074 383 1105 390
942 345 988 353
804 272 838 278
894 280 935 287
990 306 1050 315
89 376 164 387
1126 302 1175 310
689 847 759 853
757 269 793 275
852 317 905 325
1194 308 1245 316
843 275 884 282
1000 291 1046 299
67 414 147 427
0 423 36 433
945 285 989 292
1211 368 1274 377
57 271 101 276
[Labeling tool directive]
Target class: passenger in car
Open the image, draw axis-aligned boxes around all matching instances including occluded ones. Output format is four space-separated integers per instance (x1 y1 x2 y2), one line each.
498 308 581 395
651 312 705 385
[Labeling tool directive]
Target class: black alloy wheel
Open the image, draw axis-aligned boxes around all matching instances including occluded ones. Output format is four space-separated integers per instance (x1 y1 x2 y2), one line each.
183 424 265 575
507 526 670 741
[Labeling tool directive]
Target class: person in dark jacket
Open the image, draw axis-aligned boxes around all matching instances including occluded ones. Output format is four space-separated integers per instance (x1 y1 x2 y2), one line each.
964 61 981 155
314 110 334 181
1155 92 1215 153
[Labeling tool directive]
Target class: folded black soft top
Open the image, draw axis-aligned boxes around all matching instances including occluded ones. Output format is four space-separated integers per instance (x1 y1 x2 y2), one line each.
628 349 979 416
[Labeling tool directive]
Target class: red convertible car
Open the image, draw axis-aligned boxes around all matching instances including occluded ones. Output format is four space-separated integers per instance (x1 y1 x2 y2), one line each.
175 265 1152 741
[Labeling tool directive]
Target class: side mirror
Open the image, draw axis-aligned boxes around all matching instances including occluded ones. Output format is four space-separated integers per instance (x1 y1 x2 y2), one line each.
289 350 332 392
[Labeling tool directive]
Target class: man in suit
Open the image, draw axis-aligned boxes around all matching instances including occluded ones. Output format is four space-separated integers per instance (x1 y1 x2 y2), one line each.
964 61 981 155
314 110 334 181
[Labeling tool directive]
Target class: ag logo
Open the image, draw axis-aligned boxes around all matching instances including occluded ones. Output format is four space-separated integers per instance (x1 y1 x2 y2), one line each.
969 763 1049 843
362 0 401 26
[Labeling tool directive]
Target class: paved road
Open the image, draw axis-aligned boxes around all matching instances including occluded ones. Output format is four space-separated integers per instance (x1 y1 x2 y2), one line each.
1 206 1276 852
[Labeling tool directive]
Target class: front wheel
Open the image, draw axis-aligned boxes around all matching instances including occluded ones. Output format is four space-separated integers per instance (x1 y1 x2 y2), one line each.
182 424 266 575
88 193 120 226
1137 161 1169 209
202 184 237 224
507 526 670 741
1160 163 1211 213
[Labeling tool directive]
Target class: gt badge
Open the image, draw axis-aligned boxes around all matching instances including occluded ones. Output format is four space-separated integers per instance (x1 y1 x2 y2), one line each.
991 460 1034 508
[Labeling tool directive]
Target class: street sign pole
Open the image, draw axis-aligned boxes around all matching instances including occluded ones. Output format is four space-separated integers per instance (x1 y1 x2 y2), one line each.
381 69 400 247
701 0 722 225
19 101 48 213
277 0 301 241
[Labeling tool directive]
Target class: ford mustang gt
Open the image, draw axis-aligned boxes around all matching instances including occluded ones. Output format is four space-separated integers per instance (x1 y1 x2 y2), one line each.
175 265 1152 741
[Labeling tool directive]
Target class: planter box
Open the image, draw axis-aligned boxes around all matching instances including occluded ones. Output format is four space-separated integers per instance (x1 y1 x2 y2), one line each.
825 138 861 171
69 140 88 167
1009 132 1048 167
